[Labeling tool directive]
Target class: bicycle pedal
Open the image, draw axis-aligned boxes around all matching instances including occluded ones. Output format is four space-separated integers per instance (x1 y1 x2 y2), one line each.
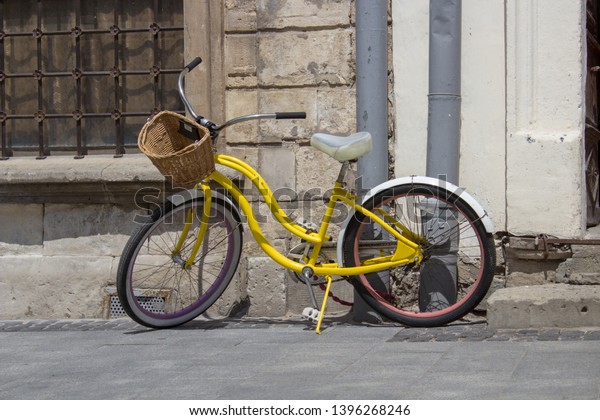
296 218 319 233
302 307 320 324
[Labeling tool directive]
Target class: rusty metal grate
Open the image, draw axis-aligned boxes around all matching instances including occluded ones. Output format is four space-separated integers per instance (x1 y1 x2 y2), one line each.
104 293 166 319
0 0 184 159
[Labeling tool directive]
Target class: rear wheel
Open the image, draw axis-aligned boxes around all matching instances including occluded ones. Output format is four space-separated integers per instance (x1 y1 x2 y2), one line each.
342 183 495 327
117 198 243 328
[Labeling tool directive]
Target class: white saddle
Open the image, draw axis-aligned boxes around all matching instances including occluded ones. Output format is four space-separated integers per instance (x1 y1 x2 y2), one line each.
310 132 372 162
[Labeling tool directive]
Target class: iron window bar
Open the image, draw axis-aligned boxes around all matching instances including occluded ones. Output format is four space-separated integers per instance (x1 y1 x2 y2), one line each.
0 0 184 160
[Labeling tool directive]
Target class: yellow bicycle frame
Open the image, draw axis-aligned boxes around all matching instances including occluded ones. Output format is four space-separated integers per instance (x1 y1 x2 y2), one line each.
191 154 424 275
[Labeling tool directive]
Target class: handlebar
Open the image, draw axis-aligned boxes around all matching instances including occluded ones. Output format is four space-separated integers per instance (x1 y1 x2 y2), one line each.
177 57 306 138
185 57 202 71
276 112 307 119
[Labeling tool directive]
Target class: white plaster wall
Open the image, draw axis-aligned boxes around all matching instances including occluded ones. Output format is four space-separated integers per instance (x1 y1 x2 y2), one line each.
461 0 507 229
505 0 586 237
392 1 429 178
392 0 587 237
392 0 507 232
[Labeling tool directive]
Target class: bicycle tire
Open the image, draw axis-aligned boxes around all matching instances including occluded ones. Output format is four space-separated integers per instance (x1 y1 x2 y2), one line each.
117 197 243 328
342 183 495 327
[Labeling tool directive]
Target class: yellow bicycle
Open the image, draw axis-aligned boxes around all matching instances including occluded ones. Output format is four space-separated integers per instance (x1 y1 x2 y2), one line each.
117 58 496 333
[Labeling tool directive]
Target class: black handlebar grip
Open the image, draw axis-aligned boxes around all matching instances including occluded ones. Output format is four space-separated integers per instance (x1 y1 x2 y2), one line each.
275 112 307 120
185 57 202 71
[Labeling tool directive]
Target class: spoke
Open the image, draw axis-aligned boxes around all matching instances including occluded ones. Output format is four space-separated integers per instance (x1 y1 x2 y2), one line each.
121 199 240 324
192 225 234 265
154 221 182 250
132 260 173 285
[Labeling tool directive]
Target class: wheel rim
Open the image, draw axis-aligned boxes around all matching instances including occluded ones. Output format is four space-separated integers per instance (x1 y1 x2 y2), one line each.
352 189 486 319
127 204 236 320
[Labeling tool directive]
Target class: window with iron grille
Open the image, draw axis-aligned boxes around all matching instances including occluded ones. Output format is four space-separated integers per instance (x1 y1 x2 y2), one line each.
0 0 184 159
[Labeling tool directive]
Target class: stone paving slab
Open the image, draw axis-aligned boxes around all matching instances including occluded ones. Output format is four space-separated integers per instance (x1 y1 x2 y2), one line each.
1 320 600 400
1 317 599 342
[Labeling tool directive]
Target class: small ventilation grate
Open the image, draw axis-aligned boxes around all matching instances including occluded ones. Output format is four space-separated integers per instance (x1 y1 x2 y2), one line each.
104 293 167 319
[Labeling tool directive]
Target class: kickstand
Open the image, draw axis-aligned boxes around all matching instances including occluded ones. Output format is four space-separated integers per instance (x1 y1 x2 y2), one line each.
315 275 333 335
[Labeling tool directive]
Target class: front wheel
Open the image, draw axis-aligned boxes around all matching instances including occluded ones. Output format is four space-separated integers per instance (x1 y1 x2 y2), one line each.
342 183 495 327
117 198 243 328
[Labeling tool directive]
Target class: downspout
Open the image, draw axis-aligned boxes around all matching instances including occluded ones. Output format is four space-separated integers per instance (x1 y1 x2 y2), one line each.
356 0 388 191
354 0 388 322
420 0 462 311
427 0 461 184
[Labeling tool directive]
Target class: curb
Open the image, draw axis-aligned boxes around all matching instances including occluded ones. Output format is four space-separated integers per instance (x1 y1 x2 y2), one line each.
487 284 600 329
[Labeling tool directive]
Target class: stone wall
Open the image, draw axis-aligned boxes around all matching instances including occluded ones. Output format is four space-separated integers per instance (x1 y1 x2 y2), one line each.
0 1 378 320
215 0 360 316
211 0 394 317
0 156 165 319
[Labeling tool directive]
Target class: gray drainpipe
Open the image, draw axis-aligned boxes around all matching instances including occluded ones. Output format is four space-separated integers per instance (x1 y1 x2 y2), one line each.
356 0 388 191
427 0 461 184
354 0 388 322
421 0 462 311
353 1 461 320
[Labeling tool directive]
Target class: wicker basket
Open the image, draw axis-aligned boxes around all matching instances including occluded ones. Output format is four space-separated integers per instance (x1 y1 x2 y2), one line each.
138 110 214 187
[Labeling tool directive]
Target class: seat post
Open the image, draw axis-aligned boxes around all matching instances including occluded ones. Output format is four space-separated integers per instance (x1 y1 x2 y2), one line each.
336 161 351 184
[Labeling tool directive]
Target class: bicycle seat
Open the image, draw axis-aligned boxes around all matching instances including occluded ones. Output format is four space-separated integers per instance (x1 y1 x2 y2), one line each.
310 132 372 162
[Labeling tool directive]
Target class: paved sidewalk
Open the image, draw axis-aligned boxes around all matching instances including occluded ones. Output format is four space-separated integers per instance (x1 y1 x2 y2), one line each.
2 316 600 341
1 316 600 399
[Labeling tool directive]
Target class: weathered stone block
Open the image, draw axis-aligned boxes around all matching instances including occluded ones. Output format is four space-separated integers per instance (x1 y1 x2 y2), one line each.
43 204 139 256
296 145 341 196
226 74 259 89
0 155 163 184
505 258 561 287
256 89 316 144
316 87 356 134
0 255 113 319
257 0 351 30
556 244 600 285
224 90 259 144
0 204 43 246
246 256 287 316
224 146 260 169
487 284 600 329
258 146 296 199
258 29 353 87
225 0 257 32
243 237 289 263
225 34 258 86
